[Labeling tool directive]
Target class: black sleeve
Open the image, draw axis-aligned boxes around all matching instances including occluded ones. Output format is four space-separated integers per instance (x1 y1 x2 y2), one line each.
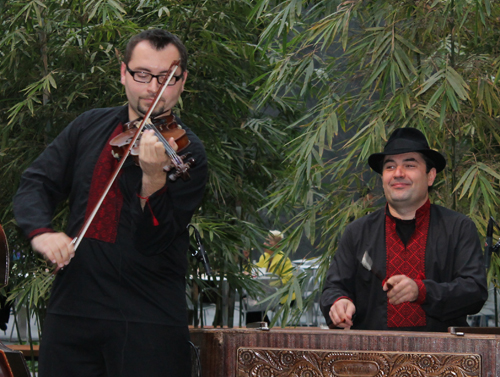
320 226 358 325
421 218 488 321
125 132 208 256
13 118 80 238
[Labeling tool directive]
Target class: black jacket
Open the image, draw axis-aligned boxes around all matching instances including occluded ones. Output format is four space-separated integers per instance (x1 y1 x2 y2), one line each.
14 106 208 326
320 204 488 331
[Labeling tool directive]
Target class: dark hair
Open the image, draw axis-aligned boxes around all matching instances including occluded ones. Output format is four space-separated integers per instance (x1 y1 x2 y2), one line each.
123 29 188 73
419 153 435 174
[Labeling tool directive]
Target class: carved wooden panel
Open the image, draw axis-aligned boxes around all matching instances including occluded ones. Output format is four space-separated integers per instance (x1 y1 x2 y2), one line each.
237 348 481 377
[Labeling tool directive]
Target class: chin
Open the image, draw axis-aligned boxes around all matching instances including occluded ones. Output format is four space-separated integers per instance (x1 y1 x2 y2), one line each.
388 196 411 203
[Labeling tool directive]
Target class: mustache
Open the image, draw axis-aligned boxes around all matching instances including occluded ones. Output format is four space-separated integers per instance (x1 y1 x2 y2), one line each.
140 96 160 102
390 179 411 185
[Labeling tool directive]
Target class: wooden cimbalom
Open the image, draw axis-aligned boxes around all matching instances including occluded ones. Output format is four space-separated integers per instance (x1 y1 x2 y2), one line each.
236 348 479 376
190 326 499 377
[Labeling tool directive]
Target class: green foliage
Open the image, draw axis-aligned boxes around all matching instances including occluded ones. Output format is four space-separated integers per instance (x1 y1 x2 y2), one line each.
251 0 500 322
0 0 296 337
6 0 498 334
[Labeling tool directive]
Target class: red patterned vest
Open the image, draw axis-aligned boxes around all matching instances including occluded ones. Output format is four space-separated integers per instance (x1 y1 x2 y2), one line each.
385 200 430 327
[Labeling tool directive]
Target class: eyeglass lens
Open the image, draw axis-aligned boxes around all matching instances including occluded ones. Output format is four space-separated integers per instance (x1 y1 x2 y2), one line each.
133 72 179 85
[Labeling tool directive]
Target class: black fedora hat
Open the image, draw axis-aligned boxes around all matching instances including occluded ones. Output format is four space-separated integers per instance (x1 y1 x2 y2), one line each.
368 128 446 174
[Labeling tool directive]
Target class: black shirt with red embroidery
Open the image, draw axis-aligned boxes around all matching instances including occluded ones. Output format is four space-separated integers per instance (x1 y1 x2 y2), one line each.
320 202 488 331
14 106 208 326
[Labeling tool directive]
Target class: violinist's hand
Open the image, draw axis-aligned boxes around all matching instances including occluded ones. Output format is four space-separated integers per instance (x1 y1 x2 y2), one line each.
329 298 356 329
31 232 74 269
138 130 177 201
384 274 419 305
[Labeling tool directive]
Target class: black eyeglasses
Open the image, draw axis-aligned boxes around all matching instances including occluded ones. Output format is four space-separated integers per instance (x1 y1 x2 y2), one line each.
126 65 183 86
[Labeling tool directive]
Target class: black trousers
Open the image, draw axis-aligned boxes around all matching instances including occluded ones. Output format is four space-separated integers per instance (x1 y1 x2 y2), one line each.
39 313 191 377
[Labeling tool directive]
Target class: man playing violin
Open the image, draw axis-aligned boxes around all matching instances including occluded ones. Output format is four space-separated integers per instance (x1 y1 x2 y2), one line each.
14 29 207 376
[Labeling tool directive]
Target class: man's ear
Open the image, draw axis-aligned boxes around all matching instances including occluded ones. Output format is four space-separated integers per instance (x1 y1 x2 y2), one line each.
427 167 437 187
120 62 127 86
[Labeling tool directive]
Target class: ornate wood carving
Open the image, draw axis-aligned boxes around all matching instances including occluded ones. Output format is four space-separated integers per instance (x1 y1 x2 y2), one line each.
237 348 481 377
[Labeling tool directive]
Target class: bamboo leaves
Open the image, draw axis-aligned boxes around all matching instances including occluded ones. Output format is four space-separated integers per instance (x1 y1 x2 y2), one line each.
8 266 53 313
455 163 500 206
85 0 126 22
7 72 58 123
251 0 500 317
0 0 294 331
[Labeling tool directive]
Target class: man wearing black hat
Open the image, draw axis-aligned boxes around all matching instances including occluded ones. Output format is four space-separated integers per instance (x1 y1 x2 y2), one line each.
320 128 487 331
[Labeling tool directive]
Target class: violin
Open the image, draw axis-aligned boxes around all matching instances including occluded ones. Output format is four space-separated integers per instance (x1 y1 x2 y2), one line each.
109 114 194 182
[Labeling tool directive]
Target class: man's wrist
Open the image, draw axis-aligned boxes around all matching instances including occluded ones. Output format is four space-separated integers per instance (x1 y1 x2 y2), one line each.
141 172 167 197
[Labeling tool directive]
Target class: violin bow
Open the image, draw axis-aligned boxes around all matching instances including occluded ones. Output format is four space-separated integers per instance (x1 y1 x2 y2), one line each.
72 60 181 251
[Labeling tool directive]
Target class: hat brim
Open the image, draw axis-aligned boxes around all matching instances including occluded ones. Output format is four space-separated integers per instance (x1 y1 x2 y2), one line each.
368 148 446 174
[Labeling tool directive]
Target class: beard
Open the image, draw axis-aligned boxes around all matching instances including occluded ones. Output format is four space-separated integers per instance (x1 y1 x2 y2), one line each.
136 98 168 118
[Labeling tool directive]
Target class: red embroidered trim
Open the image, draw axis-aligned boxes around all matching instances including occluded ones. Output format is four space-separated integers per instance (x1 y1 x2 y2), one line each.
334 296 353 304
386 200 430 328
82 123 125 243
28 228 55 240
137 194 159 226
414 279 427 304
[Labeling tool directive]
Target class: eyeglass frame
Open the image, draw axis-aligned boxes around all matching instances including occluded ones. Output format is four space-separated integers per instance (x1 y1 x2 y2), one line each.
125 64 184 86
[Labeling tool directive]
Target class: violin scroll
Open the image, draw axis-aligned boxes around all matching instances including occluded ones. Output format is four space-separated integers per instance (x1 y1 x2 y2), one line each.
167 153 196 181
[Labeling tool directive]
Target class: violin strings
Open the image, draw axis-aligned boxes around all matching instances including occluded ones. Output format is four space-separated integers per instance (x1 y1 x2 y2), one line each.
144 123 183 166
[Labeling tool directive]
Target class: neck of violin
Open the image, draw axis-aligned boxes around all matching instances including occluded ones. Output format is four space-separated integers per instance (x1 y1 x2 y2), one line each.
144 122 178 159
